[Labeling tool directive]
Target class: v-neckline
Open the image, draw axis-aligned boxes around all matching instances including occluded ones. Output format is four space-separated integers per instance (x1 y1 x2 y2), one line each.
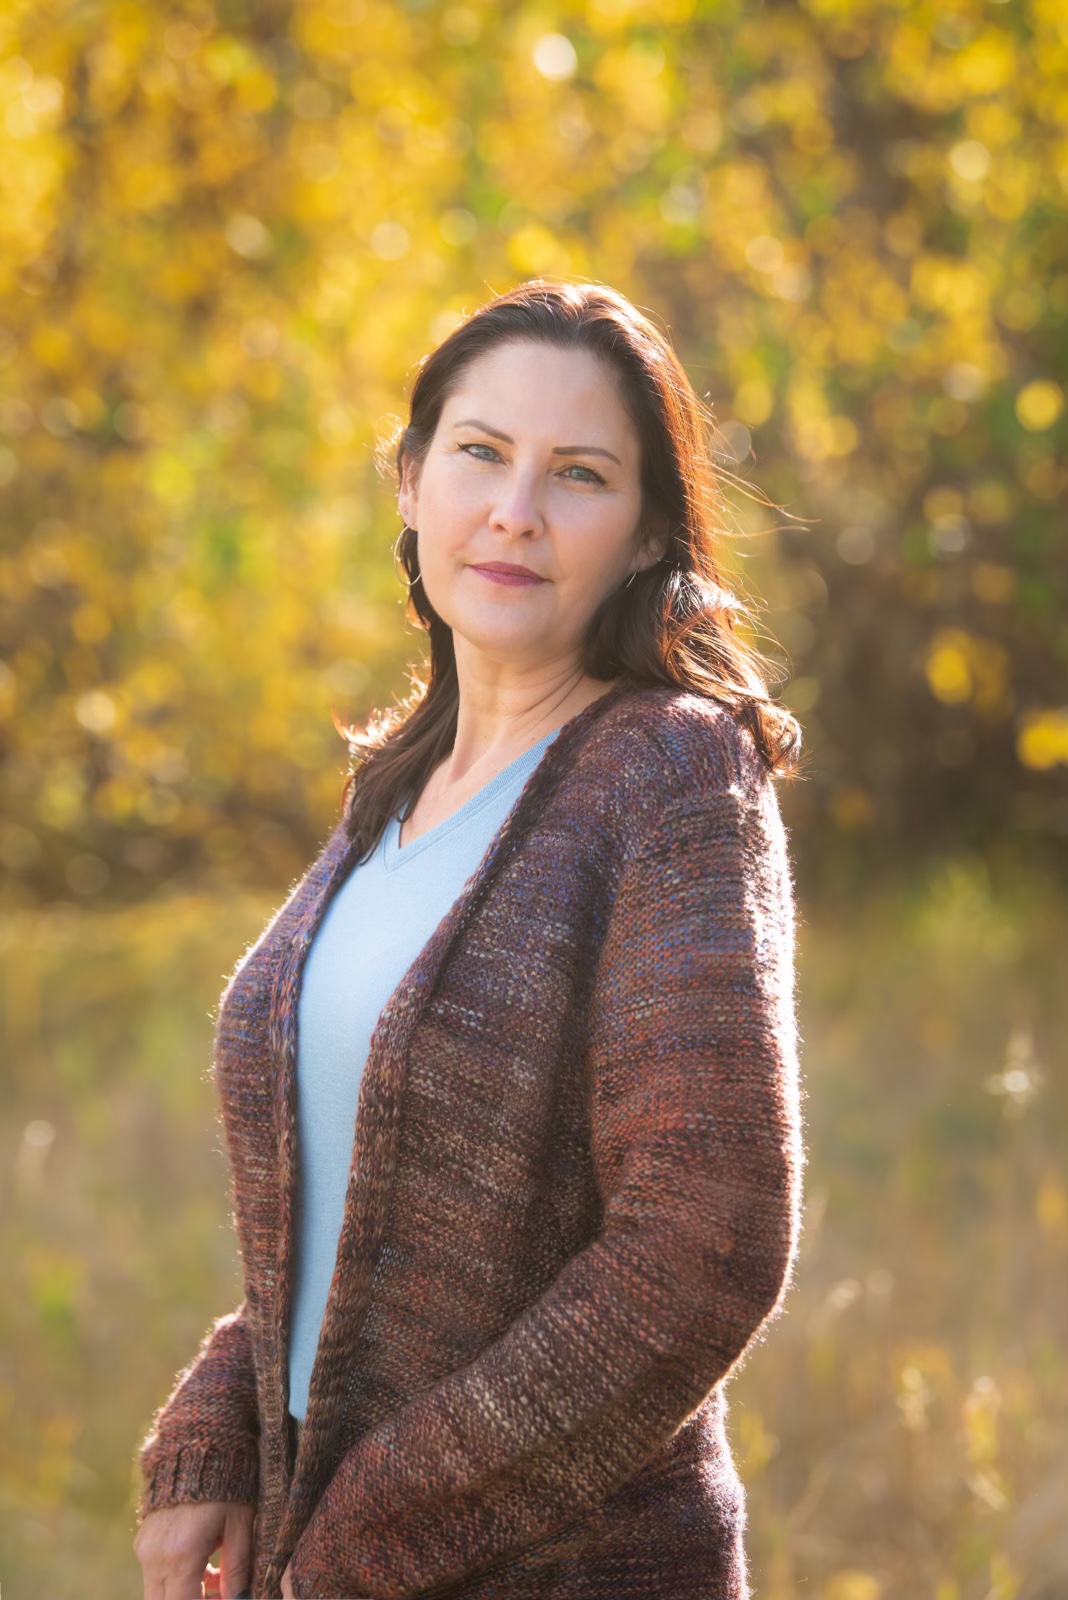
385 725 561 869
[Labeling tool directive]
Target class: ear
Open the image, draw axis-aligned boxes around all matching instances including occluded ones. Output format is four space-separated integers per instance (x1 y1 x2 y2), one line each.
634 508 672 574
398 450 419 530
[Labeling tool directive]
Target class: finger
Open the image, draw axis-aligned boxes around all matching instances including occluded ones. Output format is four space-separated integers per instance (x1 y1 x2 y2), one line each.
203 1562 222 1598
220 1508 254 1600
152 1558 208 1600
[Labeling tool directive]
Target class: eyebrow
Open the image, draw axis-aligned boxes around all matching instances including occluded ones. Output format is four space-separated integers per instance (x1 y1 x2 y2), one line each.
452 417 622 467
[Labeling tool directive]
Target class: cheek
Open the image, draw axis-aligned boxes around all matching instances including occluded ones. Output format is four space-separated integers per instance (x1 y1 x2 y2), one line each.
557 512 635 586
420 464 485 540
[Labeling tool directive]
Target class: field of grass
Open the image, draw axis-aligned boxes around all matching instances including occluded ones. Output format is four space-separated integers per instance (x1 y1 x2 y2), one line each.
1 854 1065 1600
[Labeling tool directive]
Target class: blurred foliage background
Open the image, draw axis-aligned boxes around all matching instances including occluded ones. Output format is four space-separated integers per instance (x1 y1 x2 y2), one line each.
1 0 1066 1597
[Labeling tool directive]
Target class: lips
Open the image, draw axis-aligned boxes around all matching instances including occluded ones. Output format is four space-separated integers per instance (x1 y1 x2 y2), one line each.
469 562 547 587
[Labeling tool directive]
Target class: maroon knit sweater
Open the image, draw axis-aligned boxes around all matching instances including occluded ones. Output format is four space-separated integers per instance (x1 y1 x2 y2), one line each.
136 679 805 1600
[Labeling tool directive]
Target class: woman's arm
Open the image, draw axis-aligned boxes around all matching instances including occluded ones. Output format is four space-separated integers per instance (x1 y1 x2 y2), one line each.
137 1301 261 1521
287 779 805 1600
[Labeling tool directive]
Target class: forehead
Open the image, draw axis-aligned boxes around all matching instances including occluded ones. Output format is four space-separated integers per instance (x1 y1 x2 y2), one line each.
442 340 637 445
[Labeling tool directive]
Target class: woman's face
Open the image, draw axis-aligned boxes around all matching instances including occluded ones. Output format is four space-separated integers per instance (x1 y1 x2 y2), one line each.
398 339 660 676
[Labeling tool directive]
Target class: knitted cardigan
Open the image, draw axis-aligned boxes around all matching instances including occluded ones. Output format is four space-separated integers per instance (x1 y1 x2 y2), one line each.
136 679 805 1600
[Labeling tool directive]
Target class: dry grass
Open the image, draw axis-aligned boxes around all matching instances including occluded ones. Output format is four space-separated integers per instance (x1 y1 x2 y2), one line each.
1 855 1065 1599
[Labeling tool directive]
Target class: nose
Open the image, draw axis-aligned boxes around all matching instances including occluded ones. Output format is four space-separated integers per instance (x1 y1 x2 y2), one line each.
488 465 544 539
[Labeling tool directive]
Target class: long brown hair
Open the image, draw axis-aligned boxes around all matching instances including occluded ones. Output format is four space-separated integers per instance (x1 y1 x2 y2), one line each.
337 278 802 861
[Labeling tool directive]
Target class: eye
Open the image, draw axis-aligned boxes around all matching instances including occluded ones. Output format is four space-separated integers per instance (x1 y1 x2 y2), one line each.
458 443 605 485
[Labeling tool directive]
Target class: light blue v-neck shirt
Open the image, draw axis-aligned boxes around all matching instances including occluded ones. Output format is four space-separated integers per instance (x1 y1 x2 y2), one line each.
287 725 562 1421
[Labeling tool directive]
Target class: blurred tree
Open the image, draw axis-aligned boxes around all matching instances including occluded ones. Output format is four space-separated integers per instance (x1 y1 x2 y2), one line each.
0 0 1065 904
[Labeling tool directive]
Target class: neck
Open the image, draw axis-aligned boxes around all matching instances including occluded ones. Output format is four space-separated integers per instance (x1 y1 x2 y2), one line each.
442 655 617 786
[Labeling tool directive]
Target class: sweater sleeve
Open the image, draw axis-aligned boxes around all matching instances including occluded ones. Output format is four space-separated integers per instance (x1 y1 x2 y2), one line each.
136 1301 261 1522
288 779 805 1600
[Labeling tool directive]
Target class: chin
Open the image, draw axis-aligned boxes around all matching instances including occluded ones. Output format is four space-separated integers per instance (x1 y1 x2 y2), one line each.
450 610 553 653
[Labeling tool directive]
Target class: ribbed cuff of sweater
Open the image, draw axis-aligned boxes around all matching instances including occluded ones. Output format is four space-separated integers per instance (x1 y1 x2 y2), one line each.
137 1440 259 1524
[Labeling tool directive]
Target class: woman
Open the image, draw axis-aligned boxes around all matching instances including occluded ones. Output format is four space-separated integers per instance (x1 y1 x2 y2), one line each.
133 279 806 1600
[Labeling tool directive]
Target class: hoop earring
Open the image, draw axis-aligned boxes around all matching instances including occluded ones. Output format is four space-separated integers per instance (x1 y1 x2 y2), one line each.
624 570 639 590
394 524 423 591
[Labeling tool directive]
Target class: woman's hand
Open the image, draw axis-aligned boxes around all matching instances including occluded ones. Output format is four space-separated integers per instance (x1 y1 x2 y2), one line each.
134 1499 254 1599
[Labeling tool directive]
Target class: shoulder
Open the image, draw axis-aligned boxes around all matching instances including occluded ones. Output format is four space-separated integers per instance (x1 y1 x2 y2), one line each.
580 682 770 811
541 683 777 871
